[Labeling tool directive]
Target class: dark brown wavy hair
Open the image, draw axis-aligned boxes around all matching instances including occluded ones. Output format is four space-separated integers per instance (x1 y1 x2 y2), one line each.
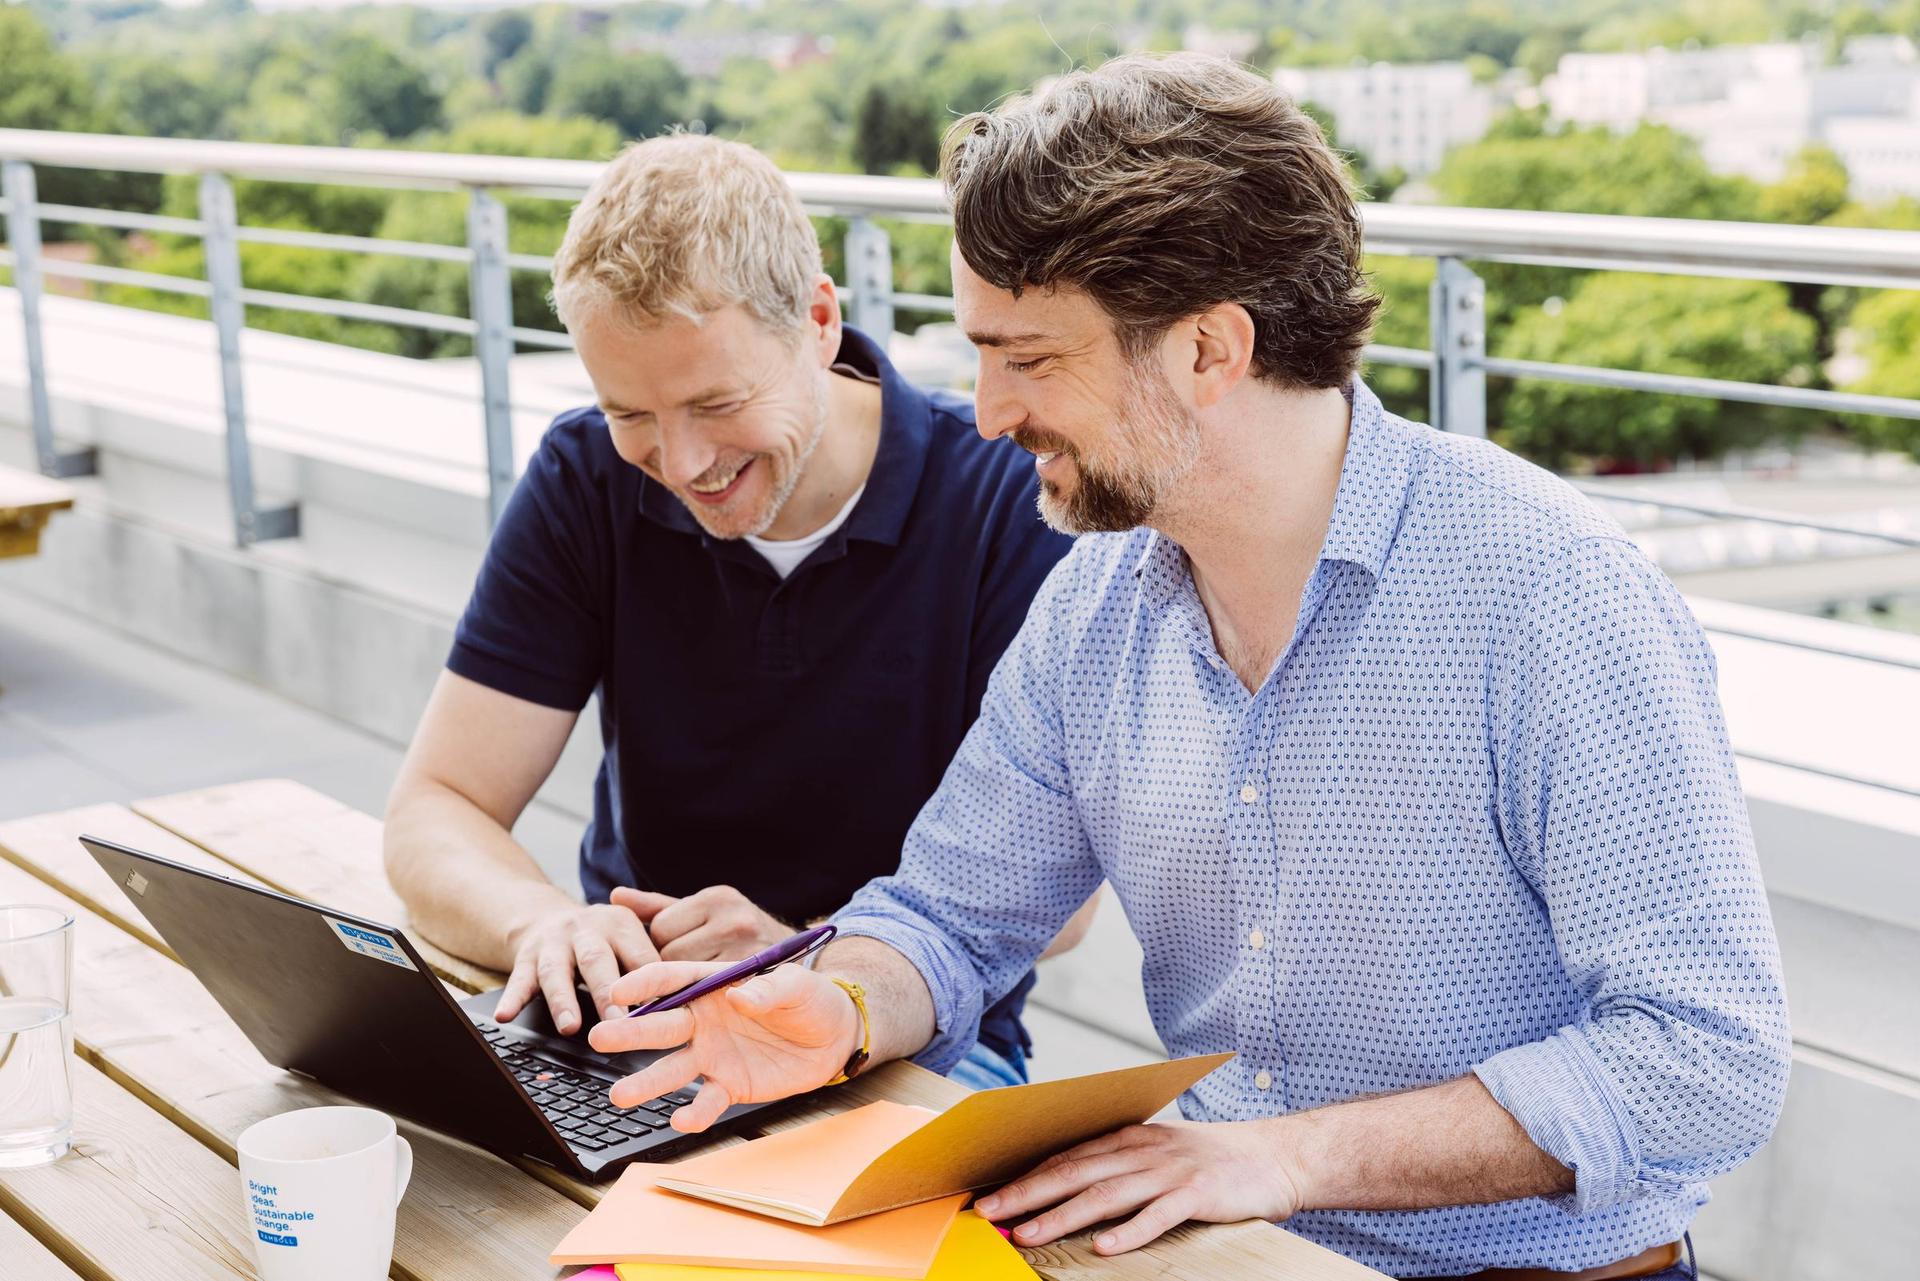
942 52 1379 390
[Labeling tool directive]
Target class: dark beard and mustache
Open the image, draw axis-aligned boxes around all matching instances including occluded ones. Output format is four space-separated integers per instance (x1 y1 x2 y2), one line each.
1011 364 1201 535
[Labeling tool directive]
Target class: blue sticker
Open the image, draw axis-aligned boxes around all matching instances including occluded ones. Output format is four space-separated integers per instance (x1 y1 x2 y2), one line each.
322 914 418 971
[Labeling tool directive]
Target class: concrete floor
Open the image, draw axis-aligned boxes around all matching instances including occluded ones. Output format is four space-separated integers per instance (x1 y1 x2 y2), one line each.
0 580 1151 1083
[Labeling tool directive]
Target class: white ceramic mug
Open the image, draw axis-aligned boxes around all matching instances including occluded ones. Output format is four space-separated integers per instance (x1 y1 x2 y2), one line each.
237 1106 413 1281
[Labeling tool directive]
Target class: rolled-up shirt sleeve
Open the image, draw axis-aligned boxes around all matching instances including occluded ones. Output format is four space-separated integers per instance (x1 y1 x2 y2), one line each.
1476 536 1791 1215
833 544 1103 1072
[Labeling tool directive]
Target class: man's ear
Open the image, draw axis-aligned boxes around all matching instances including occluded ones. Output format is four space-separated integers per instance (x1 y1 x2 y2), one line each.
1188 303 1256 409
805 273 843 367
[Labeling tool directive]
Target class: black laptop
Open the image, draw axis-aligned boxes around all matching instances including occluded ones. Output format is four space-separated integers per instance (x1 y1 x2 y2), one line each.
81 834 784 1179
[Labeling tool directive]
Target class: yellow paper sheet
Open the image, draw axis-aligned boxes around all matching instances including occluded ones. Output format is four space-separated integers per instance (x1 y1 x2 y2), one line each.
613 1210 1039 1281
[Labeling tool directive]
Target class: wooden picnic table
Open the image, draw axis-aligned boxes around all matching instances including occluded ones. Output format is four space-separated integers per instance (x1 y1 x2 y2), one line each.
0 465 74 560
0 778 1384 1281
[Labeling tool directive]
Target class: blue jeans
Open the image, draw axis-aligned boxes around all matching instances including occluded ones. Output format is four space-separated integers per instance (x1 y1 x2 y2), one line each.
946 1041 1028 1090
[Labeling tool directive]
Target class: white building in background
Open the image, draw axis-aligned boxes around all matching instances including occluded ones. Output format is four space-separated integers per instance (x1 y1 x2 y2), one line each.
1273 61 1495 175
1545 36 1920 194
1542 45 1761 131
1825 83 1920 200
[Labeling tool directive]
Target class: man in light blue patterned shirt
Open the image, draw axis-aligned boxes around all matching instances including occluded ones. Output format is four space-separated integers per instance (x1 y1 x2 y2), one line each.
590 53 1791 1280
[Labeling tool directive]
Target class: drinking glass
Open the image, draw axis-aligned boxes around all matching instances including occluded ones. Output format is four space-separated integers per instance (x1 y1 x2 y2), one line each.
0 904 75 1167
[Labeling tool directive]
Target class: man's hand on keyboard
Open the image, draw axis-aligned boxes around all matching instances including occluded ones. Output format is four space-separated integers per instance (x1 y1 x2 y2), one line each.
495 897 661 1035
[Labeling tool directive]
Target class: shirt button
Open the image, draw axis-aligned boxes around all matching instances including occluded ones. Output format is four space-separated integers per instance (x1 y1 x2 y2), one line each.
1248 928 1266 950
1254 1070 1272 1091
1238 784 1259 803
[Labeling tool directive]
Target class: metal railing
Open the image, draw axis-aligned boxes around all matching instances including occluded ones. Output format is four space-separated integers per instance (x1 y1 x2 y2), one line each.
3 128 1920 551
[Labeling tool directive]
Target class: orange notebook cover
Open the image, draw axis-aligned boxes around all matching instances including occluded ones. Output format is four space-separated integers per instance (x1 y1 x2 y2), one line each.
654 1052 1233 1226
548 1163 965 1277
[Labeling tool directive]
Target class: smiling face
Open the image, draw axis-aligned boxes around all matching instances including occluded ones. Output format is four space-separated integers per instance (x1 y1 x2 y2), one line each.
953 246 1201 535
571 304 830 540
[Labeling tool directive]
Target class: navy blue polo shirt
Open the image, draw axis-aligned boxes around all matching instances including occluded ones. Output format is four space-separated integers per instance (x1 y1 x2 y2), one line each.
447 327 1073 1059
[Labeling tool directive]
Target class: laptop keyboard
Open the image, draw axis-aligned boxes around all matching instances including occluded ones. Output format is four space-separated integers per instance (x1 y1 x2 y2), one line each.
473 1019 694 1152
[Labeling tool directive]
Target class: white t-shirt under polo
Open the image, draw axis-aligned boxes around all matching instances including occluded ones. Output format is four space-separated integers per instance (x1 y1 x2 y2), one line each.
747 483 865 578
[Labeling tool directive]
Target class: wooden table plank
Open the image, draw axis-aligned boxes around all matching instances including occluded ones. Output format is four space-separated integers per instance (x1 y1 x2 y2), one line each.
124 784 1384 1280
0 803 269 962
0 1208 86 1281
0 466 74 560
131 780 501 993
0 1058 261 1281
0 466 77 517
0 828 597 1281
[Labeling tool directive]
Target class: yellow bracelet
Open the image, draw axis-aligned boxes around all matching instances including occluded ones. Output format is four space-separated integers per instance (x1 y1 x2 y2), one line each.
825 977 871 1086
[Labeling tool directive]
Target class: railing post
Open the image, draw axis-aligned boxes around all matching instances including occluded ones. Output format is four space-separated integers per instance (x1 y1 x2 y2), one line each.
466 188 517 527
198 171 298 546
3 160 97 478
1429 256 1487 438
844 216 894 348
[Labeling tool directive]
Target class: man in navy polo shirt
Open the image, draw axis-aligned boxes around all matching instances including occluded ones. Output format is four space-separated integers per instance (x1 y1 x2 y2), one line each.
382 134 1078 1088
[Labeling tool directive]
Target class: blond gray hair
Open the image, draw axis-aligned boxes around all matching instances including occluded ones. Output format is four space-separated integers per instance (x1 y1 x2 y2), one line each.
550 134 822 335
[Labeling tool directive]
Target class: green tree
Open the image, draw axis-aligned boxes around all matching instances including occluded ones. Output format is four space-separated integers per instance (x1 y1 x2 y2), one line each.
547 49 687 141
97 54 231 139
1844 290 1920 459
1435 122 1757 224
1361 254 1435 423
1756 145 1852 367
0 5 96 132
1758 144 1850 226
477 9 532 80
1514 27 1579 83
852 80 940 176
0 6 158 212
327 33 444 140
497 47 555 116
1497 274 1819 469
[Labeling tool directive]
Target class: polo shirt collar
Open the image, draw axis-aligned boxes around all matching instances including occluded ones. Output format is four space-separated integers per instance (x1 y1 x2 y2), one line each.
635 325 932 550
1134 377 1417 609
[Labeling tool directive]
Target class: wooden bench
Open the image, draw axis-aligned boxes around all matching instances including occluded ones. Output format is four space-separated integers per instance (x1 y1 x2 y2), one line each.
0 465 74 560
0 778 1383 1281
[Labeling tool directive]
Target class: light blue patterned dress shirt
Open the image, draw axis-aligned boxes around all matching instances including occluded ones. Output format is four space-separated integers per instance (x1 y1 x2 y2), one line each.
834 378 1791 1277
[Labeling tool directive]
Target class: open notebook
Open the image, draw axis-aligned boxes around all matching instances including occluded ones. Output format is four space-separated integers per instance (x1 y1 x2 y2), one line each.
653 1051 1232 1226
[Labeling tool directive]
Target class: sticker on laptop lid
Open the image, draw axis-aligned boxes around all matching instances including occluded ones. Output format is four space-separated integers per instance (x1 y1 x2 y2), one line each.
323 915 418 971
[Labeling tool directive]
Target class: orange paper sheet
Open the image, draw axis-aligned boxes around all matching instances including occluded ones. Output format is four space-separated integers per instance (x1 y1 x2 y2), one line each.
612 1210 1040 1281
649 1101 937 1221
548 1162 965 1278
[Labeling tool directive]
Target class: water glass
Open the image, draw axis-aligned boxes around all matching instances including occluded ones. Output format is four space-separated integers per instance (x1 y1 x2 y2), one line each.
0 904 75 1168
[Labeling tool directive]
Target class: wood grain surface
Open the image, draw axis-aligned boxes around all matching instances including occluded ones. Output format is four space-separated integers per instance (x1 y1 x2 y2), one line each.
0 1208 86 1281
0 1058 262 1280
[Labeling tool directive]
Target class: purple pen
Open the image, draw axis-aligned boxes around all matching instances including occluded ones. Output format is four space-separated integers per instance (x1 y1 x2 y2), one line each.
624 923 837 1018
